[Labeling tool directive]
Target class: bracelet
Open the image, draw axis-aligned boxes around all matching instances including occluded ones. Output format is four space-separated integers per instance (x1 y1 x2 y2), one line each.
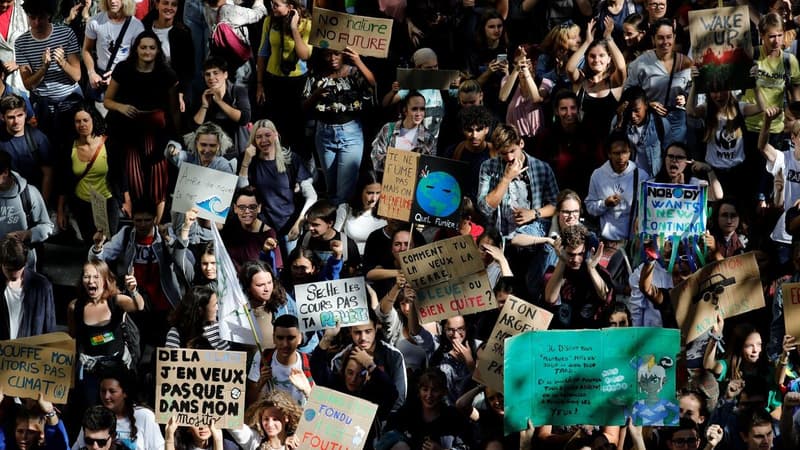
44 410 57 418
200 105 208 110
779 358 789 366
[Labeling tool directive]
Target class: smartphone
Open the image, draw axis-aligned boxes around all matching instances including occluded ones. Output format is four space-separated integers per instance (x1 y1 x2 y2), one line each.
496 54 507 63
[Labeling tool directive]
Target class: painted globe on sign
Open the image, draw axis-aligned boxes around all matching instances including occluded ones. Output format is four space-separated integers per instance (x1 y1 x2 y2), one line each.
415 171 461 217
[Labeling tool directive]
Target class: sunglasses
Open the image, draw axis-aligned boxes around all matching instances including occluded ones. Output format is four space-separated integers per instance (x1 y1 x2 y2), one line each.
84 437 112 447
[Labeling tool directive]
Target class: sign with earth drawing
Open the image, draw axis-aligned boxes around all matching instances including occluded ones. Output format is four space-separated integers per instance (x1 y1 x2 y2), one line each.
380 150 467 230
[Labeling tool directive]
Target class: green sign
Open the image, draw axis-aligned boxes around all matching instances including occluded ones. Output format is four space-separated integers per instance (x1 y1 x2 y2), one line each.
504 328 680 431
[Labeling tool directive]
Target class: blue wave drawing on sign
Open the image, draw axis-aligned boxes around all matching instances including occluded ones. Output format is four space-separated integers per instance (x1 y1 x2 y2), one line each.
196 196 230 218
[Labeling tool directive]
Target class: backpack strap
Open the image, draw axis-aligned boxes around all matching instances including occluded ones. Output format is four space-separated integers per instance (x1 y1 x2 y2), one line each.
784 51 793 106
23 126 40 166
103 16 132 74
19 183 33 231
627 167 639 239
653 114 666 145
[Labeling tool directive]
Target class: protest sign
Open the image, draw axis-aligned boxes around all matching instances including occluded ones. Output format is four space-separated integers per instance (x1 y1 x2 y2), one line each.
504 328 680 432
0 332 75 403
155 348 247 428
378 148 419 221
296 386 378 450
172 164 238 223
782 282 800 341
398 235 495 322
295 277 369 332
689 6 754 92
671 252 765 343
474 296 552 393
310 8 393 58
397 68 461 90
89 189 110 234
638 181 707 237
212 227 266 347
379 148 468 229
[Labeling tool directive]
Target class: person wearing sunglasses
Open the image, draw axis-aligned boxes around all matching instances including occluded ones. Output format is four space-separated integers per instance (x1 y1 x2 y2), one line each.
77 406 119 450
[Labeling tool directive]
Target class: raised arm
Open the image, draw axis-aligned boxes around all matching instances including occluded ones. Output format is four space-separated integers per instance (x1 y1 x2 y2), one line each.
759 106 782 163
565 20 594 83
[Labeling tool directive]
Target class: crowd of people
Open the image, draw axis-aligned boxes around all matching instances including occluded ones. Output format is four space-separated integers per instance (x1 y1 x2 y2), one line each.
3 0 800 449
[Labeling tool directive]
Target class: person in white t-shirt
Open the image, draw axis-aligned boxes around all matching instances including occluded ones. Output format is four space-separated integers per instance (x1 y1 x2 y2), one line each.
245 314 313 406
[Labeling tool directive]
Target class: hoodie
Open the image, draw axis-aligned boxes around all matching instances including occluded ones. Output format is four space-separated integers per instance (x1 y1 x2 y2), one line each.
586 160 648 241
0 171 53 244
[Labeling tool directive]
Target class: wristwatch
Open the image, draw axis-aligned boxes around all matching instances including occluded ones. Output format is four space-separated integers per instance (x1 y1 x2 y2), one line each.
534 208 541 220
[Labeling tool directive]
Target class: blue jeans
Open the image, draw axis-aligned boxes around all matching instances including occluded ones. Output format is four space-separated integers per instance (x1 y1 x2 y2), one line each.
315 120 364 204
183 0 209 106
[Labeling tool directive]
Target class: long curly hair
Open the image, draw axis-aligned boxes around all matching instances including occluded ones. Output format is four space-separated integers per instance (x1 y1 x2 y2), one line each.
244 391 302 439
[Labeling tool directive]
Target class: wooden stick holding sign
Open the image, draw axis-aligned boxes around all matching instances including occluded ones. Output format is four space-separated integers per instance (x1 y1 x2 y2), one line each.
155 348 247 428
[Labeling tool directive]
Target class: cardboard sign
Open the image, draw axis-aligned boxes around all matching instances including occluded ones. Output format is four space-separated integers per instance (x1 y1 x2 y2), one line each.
781 283 800 340
671 252 765 343
638 181 707 237
504 328 680 431
295 277 370 332
310 8 393 58
155 348 247 428
0 332 75 403
172 164 238 223
474 296 552 393
398 235 495 323
397 68 461 90
398 234 485 288
689 6 754 92
378 148 419 222
296 386 378 450
89 189 110 234
379 148 468 229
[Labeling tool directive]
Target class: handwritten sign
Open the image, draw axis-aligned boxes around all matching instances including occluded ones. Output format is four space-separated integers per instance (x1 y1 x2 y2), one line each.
379 148 419 222
155 348 247 428
379 148 467 229
399 235 495 323
671 252 765 343
638 182 707 237
0 332 75 403
781 283 800 340
397 68 461 90
295 277 369 332
504 328 680 431
474 296 552 393
89 189 110 234
689 6 754 92
172 164 238 223
296 386 377 450
310 8 393 58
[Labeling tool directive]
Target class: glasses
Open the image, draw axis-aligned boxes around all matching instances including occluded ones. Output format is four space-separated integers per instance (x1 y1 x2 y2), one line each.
236 204 258 212
670 438 699 447
666 154 687 161
84 437 112 447
648 3 667 9
445 326 466 334
560 209 580 216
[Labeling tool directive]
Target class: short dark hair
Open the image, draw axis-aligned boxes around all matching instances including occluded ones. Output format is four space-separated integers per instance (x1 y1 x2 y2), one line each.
202 56 228 73
82 406 117 436
606 130 631 153
458 106 493 132
668 418 700 441
738 407 773 435
0 237 28 271
273 314 299 329
131 199 157 217
552 89 578 109
232 185 263 206
21 0 54 17
0 95 26 116
305 200 337 224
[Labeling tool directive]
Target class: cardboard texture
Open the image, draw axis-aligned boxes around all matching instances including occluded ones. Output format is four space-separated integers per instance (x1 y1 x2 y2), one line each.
782 282 800 340
689 6 754 92
0 332 75 403
296 386 378 450
89 188 110 235
310 8 393 58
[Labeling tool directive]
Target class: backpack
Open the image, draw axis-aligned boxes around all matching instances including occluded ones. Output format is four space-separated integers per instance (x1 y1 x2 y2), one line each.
210 5 252 69
261 347 314 386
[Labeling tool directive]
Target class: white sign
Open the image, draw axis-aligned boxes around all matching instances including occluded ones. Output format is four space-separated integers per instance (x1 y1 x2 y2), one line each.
172 164 238 223
295 277 370 332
